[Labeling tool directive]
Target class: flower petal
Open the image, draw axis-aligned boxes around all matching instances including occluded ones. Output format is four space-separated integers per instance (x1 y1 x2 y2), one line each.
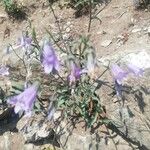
7 84 38 114
111 64 128 84
41 41 59 74
44 63 53 74
14 105 22 113
68 62 82 84
127 64 144 77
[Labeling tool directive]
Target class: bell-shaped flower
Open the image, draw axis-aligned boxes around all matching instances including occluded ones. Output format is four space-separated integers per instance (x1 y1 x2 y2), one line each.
41 41 59 74
68 62 82 84
111 64 128 84
127 63 144 77
0 66 9 76
7 84 38 116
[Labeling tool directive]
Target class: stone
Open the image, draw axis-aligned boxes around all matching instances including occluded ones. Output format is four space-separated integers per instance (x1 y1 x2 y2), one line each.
0 13 8 24
98 50 150 69
17 115 56 144
56 120 135 150
101 40 112 47
132 28 142 33
24 144 34 150
97 30 107 35
122 51 150 69
0 132 11 150
98 49 150 149
66 27 71 33
66 21 71 26
62 33 69 40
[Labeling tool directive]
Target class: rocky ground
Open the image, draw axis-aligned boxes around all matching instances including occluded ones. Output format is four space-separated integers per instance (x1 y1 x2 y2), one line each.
0 0 150 150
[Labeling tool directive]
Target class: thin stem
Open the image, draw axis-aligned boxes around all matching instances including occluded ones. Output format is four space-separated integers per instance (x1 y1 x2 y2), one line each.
88 0 92 32
9 44 28 73
105 124 118 150
48 3 69 53
56 72 66 83
45 28 66 53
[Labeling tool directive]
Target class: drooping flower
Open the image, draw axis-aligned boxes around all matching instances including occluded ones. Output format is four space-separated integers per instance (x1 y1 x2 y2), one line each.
68 62 81 84
7 84 38 116
111 64 128 84
127 63 144 77
41 41 59 74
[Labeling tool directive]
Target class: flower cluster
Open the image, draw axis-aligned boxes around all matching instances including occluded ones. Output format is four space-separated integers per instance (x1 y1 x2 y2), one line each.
6 37 97 117
6 34 144 119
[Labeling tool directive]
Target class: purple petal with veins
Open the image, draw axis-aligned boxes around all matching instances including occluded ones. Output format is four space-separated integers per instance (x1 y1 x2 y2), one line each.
111 64 128 84
41 41 60 74
68 63 82 84
7 84 38 116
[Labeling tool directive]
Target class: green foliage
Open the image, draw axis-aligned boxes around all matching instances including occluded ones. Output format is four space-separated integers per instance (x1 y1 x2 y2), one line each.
2 0 27 20
65 0 103 17
30 28 107 127
45 34 106 127
6 24 108 128
56 77 105 127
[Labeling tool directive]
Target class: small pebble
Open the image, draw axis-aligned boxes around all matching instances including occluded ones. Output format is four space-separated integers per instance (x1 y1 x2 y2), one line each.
132 28 142 33
101 40 112 47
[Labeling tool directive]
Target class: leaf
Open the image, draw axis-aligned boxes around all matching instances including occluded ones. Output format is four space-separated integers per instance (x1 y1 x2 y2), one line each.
90 112 98 126
57 97 66 107
101 118 111 125
34 100 42 112
10 82 24 95
32 27 37 41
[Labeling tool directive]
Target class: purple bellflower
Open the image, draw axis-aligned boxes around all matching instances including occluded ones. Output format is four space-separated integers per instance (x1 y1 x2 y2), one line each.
68 62 82 84
0 66 9 76
111 64 128 98
111 64 128 84
127 63 144 77
7 84 38 116
41 41 59 74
